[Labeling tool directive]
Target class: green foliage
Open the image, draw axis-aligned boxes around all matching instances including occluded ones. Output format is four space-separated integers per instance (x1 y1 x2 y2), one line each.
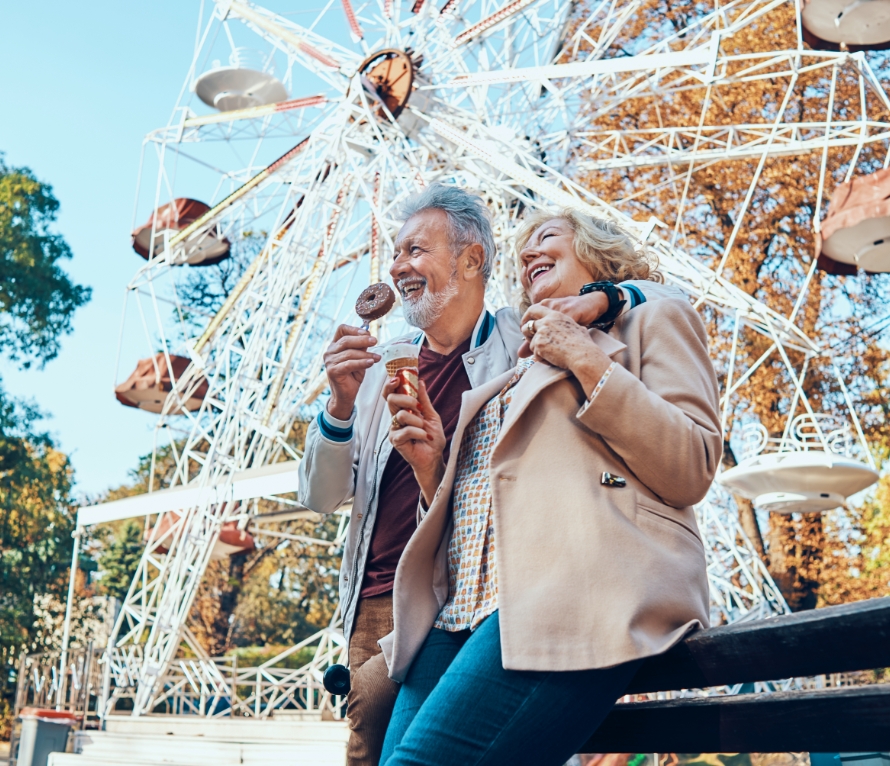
821 472 890 606
97 521 143 603
0 385 76 730
0 153 90 733
230 644 316 669
0 155 91 368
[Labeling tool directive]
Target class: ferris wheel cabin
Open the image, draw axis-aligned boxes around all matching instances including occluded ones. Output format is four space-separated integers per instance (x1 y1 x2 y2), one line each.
194 65 288 112
801 0 890 50
132 197 231 266
718 415 879 513
115 353 208 414
150 511 256 560
817 167 890 275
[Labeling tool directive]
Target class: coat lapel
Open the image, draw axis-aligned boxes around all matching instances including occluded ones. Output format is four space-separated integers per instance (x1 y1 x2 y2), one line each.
500 329 628 438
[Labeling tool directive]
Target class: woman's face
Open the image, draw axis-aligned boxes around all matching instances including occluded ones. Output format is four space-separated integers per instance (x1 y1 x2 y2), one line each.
519 218 595 304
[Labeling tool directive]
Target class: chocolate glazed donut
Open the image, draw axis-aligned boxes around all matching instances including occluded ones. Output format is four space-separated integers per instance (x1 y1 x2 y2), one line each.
355 282 396 328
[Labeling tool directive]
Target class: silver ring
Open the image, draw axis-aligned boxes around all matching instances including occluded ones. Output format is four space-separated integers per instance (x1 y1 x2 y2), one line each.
524 319 536 335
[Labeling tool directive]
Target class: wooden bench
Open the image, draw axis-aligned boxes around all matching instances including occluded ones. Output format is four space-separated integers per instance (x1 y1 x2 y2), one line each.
583 598 890 753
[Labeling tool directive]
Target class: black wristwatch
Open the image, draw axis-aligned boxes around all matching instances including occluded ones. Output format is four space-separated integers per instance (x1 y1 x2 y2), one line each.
579 281 626 331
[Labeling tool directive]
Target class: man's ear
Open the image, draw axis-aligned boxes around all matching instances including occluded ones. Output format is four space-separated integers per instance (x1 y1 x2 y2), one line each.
460 243 486 280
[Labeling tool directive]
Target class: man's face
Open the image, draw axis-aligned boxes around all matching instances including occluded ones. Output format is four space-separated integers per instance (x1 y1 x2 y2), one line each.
390 208 462 329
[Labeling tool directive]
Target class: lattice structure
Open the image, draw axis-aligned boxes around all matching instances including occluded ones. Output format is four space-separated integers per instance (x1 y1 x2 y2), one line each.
85 0 889 716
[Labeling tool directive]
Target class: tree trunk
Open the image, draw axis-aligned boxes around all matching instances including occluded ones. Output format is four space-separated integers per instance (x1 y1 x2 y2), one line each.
722 441 768 564
766 512 824 611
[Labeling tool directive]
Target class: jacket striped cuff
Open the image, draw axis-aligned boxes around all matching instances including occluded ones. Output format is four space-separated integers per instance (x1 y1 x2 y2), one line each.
318 408 356 443
620 284 646 316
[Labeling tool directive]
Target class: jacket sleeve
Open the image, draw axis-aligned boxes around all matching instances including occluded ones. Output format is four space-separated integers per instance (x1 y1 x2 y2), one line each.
617 279 686 313
576 298 722 509
298 408 359 515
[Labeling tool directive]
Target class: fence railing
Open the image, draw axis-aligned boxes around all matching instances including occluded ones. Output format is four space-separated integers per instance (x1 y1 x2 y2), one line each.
13 643 103 725
100 626 346 719
11 624 347 735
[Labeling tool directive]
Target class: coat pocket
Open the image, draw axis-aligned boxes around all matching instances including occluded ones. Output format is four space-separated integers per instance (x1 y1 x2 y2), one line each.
636 498 704 548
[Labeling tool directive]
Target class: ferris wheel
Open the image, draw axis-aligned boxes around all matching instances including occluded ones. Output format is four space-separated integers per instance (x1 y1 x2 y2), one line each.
74 0 890 717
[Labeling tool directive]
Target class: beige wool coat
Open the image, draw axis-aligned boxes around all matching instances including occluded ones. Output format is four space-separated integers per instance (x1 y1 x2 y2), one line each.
379 297 722 682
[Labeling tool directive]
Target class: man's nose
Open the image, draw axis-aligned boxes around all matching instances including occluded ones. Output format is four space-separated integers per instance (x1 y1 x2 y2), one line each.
390 252 411 280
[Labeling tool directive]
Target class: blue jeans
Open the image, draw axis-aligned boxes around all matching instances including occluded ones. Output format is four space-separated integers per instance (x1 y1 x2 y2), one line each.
380 612 641 766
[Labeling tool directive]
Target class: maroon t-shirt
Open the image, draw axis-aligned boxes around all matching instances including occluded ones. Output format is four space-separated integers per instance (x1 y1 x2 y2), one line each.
360 337 472 598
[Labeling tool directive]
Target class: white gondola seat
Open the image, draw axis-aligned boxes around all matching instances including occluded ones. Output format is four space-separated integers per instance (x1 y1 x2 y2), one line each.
719 415 879 513
194 66 288 112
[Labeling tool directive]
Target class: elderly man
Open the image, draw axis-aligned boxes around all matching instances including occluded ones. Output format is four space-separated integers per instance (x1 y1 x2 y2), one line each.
298 184 674 765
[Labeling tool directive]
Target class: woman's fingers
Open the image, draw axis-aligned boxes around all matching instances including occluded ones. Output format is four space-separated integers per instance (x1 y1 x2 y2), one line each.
382 376 399 400
416 380 439 422
520 304 562 341
392 408 424 430
386 389 422 417
390 425 432 445
520 303 556 325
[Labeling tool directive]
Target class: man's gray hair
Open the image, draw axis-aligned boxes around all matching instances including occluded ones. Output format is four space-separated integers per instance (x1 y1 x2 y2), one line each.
399 183 496 281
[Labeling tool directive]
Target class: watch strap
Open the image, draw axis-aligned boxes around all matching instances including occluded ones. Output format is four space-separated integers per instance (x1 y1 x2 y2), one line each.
579 281 626 330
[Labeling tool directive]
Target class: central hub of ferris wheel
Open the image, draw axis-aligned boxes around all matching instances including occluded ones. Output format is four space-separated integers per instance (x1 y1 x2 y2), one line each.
358 49 416 119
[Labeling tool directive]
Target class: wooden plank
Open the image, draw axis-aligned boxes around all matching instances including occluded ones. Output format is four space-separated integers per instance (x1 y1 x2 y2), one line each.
626 597 890 693
583 685 890 753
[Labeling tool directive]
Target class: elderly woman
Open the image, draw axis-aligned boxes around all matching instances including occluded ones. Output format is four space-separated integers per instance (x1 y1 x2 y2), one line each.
377 210 722 766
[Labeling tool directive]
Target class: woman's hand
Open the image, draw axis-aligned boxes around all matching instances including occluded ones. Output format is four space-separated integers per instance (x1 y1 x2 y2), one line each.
383 378 446 506
517 291 611 358
520 304 613 393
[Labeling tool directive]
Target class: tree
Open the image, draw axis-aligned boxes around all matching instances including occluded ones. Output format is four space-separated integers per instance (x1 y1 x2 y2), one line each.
96 521 144 603
0 155 90 735
569 0 890 610
0 395 77 734
0 156 91 368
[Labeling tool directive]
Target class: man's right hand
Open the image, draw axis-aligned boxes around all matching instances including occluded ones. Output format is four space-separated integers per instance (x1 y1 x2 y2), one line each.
324 325 381 420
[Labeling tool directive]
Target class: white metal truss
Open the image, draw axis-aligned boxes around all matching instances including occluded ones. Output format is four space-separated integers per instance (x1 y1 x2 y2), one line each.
89 0 889 716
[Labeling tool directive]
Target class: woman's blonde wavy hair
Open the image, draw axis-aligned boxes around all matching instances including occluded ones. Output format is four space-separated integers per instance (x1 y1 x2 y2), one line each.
514 209 661 311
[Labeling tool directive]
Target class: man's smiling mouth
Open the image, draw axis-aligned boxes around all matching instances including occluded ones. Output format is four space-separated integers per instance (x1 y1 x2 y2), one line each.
398 279 426 299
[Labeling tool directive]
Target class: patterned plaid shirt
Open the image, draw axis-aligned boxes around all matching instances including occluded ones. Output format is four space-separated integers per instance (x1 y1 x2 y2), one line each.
434 357 536 632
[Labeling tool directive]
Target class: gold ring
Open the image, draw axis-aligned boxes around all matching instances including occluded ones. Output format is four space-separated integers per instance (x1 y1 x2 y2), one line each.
391 414 400 430
525 319 536 335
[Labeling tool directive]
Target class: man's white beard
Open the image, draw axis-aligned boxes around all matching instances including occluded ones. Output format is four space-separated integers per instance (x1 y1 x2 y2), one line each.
400 274 460 329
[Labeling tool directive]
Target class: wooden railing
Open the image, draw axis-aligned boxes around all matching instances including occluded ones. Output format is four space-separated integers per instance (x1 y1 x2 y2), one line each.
583 597 890 752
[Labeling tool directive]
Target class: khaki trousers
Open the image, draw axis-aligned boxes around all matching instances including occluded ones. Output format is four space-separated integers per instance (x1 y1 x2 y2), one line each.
346 593 400 766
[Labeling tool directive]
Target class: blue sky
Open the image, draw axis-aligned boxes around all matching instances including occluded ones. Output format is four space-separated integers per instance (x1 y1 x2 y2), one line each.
0 1 340 500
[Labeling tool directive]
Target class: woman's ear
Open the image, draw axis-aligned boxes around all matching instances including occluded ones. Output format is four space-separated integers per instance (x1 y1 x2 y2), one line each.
460 243 486 280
